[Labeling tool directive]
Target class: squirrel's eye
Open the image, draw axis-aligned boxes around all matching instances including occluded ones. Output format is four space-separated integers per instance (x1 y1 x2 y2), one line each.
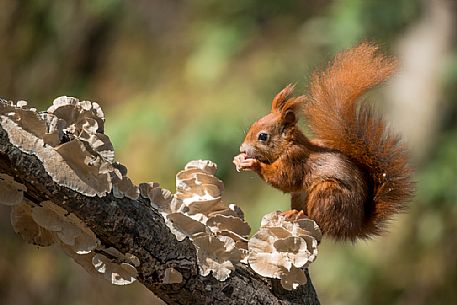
258 132 269 141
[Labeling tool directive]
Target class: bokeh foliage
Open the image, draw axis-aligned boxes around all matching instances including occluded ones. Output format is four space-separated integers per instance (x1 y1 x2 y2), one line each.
0 1 456 305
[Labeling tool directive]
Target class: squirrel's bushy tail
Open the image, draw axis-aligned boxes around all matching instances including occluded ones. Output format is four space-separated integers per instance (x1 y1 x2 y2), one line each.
305 43 414 237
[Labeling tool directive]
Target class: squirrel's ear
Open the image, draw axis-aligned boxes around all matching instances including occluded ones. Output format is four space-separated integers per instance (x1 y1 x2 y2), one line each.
280 97 304 126
283 109 297 126
272 84 295 113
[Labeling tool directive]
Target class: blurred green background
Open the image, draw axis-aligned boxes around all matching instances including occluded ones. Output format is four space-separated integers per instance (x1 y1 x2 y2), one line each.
0 1 456 305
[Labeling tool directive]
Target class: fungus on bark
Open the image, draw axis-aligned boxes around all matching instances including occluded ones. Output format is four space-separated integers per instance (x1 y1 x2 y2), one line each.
10 201 54 247
0 97 322 295
193 234 243 281
92 253 138 285
0 96 138 198
143 160 252 281
0 173 27 206
248 211 321 290
31 201 99 254
0 98 142 286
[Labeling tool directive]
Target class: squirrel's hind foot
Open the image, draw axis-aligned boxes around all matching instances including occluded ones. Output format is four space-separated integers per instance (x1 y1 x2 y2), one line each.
280 209 306 220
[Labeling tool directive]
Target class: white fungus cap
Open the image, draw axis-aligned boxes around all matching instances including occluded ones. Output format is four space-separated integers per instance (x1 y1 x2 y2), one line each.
248 211 321 290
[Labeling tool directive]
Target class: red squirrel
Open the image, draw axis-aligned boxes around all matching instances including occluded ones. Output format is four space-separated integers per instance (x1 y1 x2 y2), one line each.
233 43 414 241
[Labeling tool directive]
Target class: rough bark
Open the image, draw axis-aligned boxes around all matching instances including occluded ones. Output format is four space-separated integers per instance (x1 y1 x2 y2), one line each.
0 126 320 305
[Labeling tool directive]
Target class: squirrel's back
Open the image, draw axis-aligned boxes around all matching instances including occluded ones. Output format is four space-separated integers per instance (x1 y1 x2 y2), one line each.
305 43 415 238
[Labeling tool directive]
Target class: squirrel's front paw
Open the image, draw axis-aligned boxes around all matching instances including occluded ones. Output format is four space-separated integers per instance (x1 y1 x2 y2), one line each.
233 153 260 172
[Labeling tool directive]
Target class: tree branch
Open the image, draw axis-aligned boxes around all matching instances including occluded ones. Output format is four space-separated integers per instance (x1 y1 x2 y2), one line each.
0 102 320 305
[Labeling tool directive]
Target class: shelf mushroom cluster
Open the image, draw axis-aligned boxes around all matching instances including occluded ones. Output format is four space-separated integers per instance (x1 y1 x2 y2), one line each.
0 97 139 199
0 179 139 285
248 211 322 290
0 98 140 285
140 160 251 281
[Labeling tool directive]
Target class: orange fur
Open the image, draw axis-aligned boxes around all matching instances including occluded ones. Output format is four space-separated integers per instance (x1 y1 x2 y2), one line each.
305 43 414 237
234 43 414 241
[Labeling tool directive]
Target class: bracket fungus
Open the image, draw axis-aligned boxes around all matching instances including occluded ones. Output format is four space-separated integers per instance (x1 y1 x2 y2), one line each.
248 211 321 290
10 201 54 247
193 234 243 281
101 247 141 268
31 201 99 254
111 162 140 200
0 173 27 206
9 198 139 287
54 238 140 286
59 245 138 286
92 253 138 285
139 181 175 213
142 160 251 281
0 97 137 198
0 97 143 287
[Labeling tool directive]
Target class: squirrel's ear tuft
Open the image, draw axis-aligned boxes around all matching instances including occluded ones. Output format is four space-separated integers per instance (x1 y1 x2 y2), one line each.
272 84 296 113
